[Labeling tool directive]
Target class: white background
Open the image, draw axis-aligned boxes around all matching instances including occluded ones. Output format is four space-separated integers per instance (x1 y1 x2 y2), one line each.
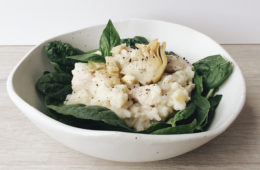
0 0 259 45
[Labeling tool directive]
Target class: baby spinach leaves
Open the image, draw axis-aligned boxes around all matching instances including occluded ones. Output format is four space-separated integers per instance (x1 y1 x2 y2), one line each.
193 55 233 89
167 103 196 127
193 55 232 130
121 36 149 49
202 95 222 130
67 19 121 63
192 93 210 130
43 41 84 73
152 119 197 135
47 104 132 131
100 19 121 57
139 122 171 134
67 53 105 63
35 72 72 97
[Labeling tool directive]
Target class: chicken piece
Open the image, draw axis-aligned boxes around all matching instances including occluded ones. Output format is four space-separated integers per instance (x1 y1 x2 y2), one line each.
166 55 191 73
130 84 162 106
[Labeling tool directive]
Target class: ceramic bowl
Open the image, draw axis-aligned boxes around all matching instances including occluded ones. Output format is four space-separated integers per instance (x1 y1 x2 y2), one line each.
7 19 246 162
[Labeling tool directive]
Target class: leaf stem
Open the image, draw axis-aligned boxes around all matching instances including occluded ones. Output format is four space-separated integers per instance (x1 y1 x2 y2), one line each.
85 49 100 54
206 89 214 99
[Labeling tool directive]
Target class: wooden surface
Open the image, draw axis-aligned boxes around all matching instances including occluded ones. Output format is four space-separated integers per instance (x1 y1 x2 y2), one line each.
0 45 259 170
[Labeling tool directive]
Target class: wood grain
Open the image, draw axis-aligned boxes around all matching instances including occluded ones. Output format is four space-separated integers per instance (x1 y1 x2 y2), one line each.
0 45 259 170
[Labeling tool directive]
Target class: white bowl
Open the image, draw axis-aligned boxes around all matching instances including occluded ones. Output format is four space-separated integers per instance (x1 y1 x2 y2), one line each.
7 19 246 162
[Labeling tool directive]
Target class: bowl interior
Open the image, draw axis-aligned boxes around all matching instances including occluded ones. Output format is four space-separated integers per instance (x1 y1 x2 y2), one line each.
10 19 245 132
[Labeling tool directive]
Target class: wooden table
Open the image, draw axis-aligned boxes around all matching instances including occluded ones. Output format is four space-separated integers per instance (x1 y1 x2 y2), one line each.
1 45 259 170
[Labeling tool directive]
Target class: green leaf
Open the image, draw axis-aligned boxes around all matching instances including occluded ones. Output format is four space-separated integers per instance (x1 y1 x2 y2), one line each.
35 72 72 97
194 73 203 95
100 19 121 57
205 88 214 99
167 102 196 127
47 104 133 131
193 55 233 89
67 53 105 63
43 41 84 73
44 85 72 105
192 93 210 130
85 49 100 54
152 119 197 135
202 95 222 130
49 61 63 73
121 36 149 49
139 122 170 134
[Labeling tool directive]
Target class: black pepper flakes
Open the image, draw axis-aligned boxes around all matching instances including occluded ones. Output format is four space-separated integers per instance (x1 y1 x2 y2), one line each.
129 58 132 63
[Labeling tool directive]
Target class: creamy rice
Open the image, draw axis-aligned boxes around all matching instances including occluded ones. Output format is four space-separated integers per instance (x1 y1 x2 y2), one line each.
65 42 194 130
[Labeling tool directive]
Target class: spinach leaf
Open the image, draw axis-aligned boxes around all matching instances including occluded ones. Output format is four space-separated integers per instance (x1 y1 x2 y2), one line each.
44 86 72 105
194 73 203 95
47 104 133 132
67 53 105 63
49 61 63 73
43 41 84 73
193 55 233 89
167 102 196 127
202 95 222 130
100 19 121 57
192 93 210 130
121 36 149 49
139 122 170 134
44 105 126 131
35 72 72 96
85 49 100 54
152 119 197 135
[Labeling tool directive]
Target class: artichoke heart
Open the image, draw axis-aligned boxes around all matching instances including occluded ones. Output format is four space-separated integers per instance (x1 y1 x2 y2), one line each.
120 39 167 85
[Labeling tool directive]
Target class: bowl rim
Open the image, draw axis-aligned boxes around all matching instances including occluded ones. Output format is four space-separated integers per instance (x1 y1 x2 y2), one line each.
6 18 246 141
